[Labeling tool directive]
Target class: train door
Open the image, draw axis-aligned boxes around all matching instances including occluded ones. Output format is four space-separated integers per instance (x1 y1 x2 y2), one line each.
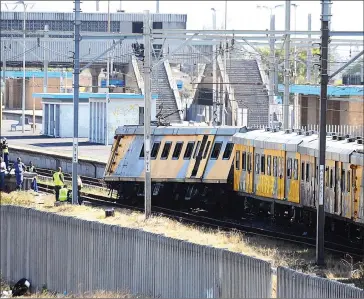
285 152 296 201
278 152 285 200
334 161 342 215
341 163 352 219
353 165 364 223
300 157 307 206
245 146 254 194
253 148 263 195
194 135 215 178
185 135 201 178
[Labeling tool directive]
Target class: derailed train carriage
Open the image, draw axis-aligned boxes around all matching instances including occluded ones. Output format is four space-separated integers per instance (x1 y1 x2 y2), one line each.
104 125 364 236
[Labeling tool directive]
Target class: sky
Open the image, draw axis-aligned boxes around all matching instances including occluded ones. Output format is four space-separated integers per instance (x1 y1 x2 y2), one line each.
3 0 363 32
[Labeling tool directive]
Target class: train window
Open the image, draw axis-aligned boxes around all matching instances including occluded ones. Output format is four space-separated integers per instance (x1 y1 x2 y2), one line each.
247 153 252 172
235 151 240 170
306 163 310 182
242 152 247 170
139 144 144 159
347 171 351 192
161 142 172 159
172 142 184 160
223 143 234 160
151 142 161 159
287 158 292 179
210 142 222 159
273 157 278 177
301 162 305 181
183 142 195 159
267 155 272 176
278 157 283 177
255 154 260 174
341 170 345 191
316 166 318 183
203 141 211 159
330 168 333 188
261 155 266 174
293 159 298 180
326 167 330 187
193 141 201 159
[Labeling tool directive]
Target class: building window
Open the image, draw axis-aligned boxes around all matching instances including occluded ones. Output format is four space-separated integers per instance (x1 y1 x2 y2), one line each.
132 22 143 33
161 142 172 159
235 151 240 170
210 142 222 159
153 22 163 29
184 142 195 159
242 151 247 171
151 142 161 159
261 155 265 174
172 142 183 159
222 143 234 160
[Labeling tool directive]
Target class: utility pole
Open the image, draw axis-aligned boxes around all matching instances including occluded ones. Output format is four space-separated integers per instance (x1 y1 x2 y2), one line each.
106 0 110 146
32 75 35 133
307 14 312 83
283 0 291 130
72 0 81 205
143 10 152 219
211 8 217 126
222 0 227 126
1 42 7 131
316 0 330 266
22 3 26 133
43 25 49 93
269 14 275 127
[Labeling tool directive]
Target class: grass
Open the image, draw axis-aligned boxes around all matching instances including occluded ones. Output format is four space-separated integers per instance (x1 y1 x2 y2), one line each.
0 276 138 298
1 191 364 294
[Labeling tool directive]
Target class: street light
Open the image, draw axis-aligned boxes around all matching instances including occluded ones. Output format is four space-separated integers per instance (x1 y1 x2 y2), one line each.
12 1 35 133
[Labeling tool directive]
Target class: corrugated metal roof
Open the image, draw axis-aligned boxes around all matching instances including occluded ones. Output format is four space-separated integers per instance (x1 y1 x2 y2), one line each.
1 11 187 23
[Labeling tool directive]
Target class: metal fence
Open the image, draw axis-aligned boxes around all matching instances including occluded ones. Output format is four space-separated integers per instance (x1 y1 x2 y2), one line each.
277 267 364 298
0 205 272 298
251 124 364 136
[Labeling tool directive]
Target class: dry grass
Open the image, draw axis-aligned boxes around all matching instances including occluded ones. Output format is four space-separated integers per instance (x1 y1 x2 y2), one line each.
1 191 364 289
0 276 137 298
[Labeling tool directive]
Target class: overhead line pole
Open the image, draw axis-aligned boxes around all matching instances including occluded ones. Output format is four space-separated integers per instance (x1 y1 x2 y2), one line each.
22 2 26 133
143 10 152 219
283 0 291 130
317 0 331 266
72 0 81 205
106 0 110 146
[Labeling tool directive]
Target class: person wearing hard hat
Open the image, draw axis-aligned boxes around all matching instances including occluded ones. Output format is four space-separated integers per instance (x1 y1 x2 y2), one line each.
53 167 64 201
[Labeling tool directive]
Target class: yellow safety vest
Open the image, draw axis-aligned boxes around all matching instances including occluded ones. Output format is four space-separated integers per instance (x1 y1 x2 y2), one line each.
3 146 8 154
53 172 64 186
59 188 68 202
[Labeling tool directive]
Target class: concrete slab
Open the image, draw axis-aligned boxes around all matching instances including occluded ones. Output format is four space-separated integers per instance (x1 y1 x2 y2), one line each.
1 120 111 164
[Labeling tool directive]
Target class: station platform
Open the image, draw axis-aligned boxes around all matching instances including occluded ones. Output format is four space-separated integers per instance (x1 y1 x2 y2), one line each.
1 120 111 178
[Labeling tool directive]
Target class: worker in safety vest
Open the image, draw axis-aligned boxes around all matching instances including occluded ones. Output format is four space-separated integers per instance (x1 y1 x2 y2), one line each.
58 185 71 202
2 138 9 170
53 167 64 201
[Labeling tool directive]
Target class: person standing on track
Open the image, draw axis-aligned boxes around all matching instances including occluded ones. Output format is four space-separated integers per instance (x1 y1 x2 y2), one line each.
2 138 9 170
12 157 25 191
53 167 64 201
77 175 83 205
28 161 38 192
0 157 6 191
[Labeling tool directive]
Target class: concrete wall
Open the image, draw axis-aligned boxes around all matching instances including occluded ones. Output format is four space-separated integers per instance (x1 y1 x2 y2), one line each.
4 76 92 110
8 145 106 178
59 103 89 138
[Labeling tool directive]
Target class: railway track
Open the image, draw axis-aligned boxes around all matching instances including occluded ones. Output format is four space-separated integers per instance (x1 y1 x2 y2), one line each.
37 181 364 258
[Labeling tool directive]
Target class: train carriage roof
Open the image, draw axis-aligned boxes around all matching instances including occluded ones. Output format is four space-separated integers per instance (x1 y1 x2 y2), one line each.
115 125 249 136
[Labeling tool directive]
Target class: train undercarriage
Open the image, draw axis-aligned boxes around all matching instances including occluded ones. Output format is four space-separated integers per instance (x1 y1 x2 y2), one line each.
106 181 364 247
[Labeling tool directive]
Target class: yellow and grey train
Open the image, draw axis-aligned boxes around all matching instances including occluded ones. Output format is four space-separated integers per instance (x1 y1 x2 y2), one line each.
104 125 364 235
